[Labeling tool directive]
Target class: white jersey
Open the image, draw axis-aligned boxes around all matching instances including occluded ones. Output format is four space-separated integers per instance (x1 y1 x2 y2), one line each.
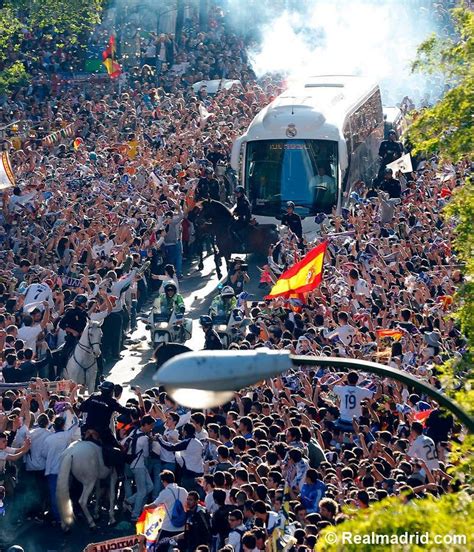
354 278 371 298
23 283 54 309
334 384 374 422
408 434 439 470
325 324 356 347
92 239 115 259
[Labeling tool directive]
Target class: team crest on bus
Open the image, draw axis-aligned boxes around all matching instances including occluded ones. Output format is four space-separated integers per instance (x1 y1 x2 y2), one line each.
286 124 297 137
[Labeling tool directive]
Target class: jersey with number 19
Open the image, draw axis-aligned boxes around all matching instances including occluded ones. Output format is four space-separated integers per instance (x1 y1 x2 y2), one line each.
333 385 374 422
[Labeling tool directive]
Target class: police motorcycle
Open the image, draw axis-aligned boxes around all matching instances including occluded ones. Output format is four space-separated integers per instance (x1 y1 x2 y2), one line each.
146 283 192 346
213 307 250 349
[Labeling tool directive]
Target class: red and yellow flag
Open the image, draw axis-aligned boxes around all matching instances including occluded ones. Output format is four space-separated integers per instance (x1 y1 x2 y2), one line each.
102 35 122 78
265 241 327 300
376 329 403 340
136 504 166 549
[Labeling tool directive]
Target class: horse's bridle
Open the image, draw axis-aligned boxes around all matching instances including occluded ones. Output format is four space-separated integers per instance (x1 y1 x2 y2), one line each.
73 326 101 373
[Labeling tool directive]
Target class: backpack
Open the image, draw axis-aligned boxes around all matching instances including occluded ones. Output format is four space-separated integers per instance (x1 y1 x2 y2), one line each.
124 429 143 465
168 487 187 527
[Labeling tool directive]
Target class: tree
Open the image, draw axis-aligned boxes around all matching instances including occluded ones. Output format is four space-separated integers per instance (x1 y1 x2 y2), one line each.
0 0 106 93
407 7 474 161
0 7 27 95
24 0 106 44
317 7 474 549
317 493 474 551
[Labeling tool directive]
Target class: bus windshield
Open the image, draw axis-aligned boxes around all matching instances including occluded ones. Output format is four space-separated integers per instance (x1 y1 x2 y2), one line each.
245 139 338 216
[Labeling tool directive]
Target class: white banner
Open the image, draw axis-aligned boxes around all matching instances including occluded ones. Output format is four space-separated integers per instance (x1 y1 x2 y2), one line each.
0 151 15 190
387 153 413 174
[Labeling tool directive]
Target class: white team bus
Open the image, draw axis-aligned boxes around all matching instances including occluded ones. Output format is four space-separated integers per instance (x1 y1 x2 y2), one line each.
230 75 384 236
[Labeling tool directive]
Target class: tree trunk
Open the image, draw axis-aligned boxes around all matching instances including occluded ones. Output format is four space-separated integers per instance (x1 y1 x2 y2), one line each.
175 0 185 45
199 0 208 32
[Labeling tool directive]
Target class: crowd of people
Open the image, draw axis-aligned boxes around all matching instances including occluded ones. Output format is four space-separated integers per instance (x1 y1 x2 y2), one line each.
0 1 470 552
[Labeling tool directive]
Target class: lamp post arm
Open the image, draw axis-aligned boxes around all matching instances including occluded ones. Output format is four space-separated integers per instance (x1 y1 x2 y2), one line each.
290 355 474 433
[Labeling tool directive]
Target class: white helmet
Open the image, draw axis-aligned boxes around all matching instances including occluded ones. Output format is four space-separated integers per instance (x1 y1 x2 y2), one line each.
221 286 235 298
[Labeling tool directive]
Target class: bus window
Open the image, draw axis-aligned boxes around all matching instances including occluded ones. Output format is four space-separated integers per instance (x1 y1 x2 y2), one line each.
245 139 338 216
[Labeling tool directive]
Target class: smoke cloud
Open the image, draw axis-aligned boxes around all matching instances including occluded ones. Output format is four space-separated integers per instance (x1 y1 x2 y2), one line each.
243 0 450 105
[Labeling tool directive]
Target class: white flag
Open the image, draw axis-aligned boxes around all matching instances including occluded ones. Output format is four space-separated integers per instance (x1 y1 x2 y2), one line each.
199 103 213 127
387 153 413 174
0 151 15 190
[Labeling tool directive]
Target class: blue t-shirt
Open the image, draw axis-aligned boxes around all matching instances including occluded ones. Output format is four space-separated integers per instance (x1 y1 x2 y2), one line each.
300 481 326 513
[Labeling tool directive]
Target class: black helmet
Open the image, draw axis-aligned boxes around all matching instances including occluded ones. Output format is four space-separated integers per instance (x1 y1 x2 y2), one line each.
99 381 115 394
235 186 245 194
164 281 177 293
384 167 393 175
75 294 88 305
286 201 295 209
200 315 213 327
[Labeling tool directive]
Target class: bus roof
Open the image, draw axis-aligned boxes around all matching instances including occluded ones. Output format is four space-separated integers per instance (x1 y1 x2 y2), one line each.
242 75 379 142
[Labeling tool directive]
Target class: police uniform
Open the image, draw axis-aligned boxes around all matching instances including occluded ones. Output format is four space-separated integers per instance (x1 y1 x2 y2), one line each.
80 392 132 447
281 211 303 240
204 328 223 350
58 306 89 361
196 177 220 201
378 139 404 167
234 195 251 227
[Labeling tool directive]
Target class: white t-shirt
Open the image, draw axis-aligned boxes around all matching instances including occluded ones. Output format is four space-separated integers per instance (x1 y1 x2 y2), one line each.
354 278 371 298
408 434 439 470
334 384 374 422
17 325 42 350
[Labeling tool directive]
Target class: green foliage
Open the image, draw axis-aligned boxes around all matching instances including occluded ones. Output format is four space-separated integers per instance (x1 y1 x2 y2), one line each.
0 7 23 62
25 0 106 43
317 493 474 552
444 178 474 351
0 61 28 96
407 7 474 162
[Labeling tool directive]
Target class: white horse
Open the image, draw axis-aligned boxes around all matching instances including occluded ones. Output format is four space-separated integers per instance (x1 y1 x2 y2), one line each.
56 440 117 530
64 320 102 393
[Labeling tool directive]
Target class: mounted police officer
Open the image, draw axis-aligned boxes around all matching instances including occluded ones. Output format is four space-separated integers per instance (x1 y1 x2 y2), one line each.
58 294 89 368
231 186 252 251
200 315 223 350
79 381 132 448
195 166 220 201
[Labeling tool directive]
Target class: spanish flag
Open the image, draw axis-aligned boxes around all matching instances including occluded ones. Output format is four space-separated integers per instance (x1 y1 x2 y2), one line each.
376 329 403 340
136 504 166 549
265 241 327 300
102 35 122 79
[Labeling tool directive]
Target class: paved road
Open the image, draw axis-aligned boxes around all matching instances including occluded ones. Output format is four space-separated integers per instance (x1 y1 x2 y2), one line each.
1 253 265 552
107 252 264 400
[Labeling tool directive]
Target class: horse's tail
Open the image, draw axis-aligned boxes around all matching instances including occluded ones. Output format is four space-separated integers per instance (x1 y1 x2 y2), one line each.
56 446 75 528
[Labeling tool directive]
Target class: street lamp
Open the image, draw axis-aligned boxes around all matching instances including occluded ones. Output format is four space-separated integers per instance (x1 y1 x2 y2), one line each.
154 349 474 432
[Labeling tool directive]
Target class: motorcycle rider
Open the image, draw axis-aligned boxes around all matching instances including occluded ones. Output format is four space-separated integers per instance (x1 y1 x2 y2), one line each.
231 186 251 251
79 381 132 448
153 281 185 317
210 286 237 321
58 294 89 368
200 315 223 350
